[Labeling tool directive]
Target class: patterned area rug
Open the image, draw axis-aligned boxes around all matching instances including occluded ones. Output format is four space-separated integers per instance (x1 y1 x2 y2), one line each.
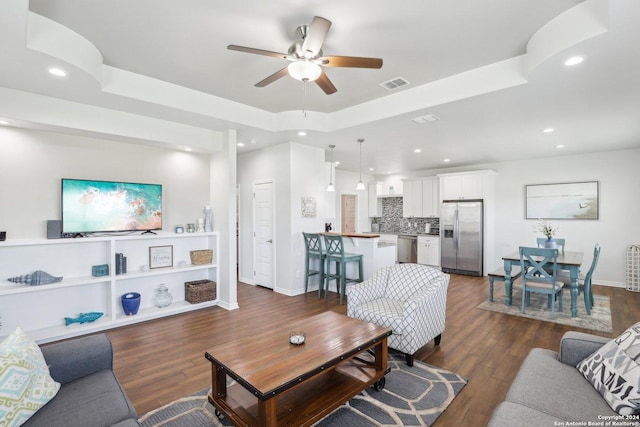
139 353 467 427
477 282 612 333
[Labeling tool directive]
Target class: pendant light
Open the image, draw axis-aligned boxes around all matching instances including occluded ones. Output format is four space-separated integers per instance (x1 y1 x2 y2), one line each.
326 145 335 192
356 138 366 191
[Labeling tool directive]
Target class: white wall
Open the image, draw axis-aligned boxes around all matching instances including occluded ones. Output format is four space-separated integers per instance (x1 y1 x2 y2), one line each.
0 127 211 238
237 142 290 287
489 149 639 286
334 169 374 233
375 148 640 286
237 141 329 295
289 143 328 294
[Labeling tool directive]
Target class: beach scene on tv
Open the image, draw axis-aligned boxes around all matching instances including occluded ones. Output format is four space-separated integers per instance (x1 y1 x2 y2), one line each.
62 179 162 233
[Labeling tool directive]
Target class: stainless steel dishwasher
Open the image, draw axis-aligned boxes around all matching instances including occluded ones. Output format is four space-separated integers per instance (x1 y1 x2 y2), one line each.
397 235 417 263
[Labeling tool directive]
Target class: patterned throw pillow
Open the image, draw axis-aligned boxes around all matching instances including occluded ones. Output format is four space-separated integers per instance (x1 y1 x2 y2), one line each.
0 327 60 427
577 322 640 415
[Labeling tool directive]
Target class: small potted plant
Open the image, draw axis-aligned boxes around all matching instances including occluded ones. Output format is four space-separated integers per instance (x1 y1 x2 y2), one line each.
534 219 560 248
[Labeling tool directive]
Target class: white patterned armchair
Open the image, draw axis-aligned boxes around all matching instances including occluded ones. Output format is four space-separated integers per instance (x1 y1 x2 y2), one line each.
347 263 449 366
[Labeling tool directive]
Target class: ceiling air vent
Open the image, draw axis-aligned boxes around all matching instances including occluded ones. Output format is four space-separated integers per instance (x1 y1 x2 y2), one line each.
411 114 440 124
380 77 410 91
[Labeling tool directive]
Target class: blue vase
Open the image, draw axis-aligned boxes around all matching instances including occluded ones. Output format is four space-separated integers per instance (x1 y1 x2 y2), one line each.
544 237 557 249
121 292 141 315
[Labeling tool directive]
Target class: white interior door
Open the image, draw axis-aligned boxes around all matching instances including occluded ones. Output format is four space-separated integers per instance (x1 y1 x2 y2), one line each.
253 181 274 289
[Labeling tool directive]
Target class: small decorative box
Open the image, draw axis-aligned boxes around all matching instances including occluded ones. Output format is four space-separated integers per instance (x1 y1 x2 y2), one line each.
92 264 110 277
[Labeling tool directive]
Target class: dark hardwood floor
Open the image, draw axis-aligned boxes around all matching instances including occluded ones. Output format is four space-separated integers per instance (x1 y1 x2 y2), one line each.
106 275 640 426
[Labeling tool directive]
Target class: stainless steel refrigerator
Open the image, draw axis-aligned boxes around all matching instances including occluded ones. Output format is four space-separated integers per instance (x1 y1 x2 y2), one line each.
440 200 483 276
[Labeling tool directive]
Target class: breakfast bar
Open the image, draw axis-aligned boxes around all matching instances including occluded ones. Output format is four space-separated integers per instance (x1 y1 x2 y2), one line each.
321 232 396 281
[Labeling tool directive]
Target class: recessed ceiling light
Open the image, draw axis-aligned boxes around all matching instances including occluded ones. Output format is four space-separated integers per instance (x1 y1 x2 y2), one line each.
334 161 340 166
184 147 192 152
0 119 10 125
237 142 245 147
48 67 67 77
543 128 554 133
555 144 566 149
443 158 451 163
414 148 422 153
297 130 307 136
564 56 585 66
369 167 375 171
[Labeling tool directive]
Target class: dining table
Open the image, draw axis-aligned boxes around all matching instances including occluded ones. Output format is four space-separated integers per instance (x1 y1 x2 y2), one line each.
502 250 584 317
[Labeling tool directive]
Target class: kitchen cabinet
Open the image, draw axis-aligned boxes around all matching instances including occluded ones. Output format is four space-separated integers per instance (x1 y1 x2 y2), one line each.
439 170 495 201
368 182 383 217
0 232 219 343
402 179 423 217
421 177 440 217
403 177 439 218
417 235 440 267
369 181 403 198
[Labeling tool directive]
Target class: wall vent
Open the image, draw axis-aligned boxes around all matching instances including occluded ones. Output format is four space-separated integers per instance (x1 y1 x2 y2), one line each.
411 114 440 124
380 77 410 90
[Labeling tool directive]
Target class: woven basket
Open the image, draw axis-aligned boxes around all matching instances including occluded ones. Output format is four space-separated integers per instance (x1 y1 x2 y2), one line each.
190 249 213 265
185 280 216 303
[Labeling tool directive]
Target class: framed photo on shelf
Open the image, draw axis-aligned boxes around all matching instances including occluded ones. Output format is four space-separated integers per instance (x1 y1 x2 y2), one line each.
149 245 173 269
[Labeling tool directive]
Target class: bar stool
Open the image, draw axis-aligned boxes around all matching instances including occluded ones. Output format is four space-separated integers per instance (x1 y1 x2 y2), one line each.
303 232 326 296
324 234 363 304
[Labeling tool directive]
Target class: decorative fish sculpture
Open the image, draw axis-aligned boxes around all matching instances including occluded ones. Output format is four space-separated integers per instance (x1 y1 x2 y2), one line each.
64 312 103 326
8 270 63 286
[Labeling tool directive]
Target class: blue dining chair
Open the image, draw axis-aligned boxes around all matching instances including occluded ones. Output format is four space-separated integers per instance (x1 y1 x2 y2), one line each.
303 232 327 297
520 247 565 319
324 234 363 304
536 237 566 255
557 243 601 315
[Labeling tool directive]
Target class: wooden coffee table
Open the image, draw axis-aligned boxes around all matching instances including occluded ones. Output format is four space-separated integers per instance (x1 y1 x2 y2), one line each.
204 311 392 427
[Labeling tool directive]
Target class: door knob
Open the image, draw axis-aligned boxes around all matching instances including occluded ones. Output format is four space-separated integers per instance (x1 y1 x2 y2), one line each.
266 239 273 243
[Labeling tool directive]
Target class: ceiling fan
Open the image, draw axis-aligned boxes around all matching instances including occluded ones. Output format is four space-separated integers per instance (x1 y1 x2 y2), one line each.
228 16 383 95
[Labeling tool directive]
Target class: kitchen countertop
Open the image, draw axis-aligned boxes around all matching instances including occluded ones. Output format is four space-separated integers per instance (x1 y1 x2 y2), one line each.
365 231 440 237
321 232 380 239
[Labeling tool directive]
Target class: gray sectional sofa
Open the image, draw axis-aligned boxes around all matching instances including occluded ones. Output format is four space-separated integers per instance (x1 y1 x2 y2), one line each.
25 334 140 427
489 331 615 425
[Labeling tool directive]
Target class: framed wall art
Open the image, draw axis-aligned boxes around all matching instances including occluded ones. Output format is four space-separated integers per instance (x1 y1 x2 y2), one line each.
301 196 317 218
149 245 174 269
525 181 599 220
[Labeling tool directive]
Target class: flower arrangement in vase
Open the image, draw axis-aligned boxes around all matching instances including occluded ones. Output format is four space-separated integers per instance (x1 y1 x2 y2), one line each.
534 219 560 247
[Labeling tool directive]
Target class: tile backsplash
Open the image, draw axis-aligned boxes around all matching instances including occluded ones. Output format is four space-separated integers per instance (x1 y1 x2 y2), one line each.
371 196 440 234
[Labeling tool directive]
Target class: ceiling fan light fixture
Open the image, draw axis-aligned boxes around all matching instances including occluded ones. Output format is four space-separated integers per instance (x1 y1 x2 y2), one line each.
288 61 322 82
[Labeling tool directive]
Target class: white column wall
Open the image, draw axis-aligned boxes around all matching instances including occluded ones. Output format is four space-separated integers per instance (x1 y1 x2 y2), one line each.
209 130 238 310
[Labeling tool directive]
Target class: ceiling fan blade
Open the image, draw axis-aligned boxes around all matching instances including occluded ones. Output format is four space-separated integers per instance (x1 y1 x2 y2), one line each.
301 17 332 57
255 67 289 87
315 71 337 95
228 45 289 60
320 56 383 69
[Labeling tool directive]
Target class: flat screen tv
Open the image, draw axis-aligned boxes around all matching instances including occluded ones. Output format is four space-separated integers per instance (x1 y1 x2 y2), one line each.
61 178 162 234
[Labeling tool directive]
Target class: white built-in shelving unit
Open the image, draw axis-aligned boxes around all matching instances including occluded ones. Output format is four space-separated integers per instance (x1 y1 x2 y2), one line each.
0 232 219 343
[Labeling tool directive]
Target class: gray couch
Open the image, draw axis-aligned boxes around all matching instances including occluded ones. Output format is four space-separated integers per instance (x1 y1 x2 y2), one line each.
25 334 140 427
489 331 615 425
